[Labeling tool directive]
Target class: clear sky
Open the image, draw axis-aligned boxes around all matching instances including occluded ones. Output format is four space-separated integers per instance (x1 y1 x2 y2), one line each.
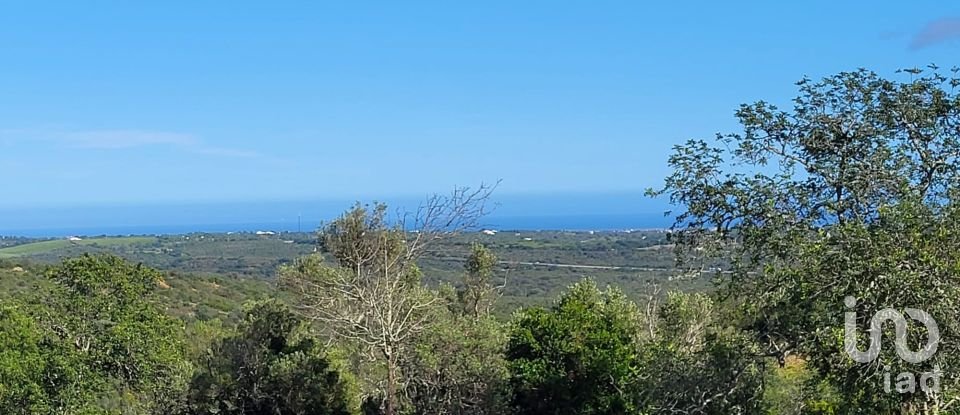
2 1 960 210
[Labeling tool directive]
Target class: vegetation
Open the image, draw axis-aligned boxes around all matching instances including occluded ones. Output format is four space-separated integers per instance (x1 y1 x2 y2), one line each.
3 67 959 414
403 245 511 415
650 66 960 413
0 236 157 258
183 300 356 415
0 254 187 414
507 280 647 414
280 185 496 415
0 230 690 309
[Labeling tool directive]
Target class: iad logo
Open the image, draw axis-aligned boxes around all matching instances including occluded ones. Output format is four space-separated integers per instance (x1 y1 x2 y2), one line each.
843 296 941 394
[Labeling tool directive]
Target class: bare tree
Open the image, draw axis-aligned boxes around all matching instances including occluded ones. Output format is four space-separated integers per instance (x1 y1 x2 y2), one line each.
279 183 496 415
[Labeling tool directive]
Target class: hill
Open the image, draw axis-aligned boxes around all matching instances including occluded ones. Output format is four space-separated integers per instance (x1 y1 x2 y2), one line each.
0 230 711 314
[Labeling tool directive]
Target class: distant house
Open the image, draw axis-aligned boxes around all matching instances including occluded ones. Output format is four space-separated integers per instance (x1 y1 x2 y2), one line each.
256 231 276 236
481 229 497 236
67 236 82 241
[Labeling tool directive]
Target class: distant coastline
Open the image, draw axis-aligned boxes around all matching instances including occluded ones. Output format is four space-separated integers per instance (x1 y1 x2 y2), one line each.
1 213 672 238
0 192 673 238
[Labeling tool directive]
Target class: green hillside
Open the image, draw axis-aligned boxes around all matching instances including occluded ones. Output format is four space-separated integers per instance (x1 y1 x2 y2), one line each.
0 236 157 258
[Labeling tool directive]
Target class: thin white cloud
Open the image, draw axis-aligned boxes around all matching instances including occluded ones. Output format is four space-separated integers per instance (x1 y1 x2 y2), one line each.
0 128 262 158
188 146 262 158
62 130 197 149
910 17 960 50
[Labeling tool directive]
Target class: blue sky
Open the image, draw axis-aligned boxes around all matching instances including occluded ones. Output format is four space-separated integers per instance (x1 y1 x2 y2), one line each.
2 1 959 212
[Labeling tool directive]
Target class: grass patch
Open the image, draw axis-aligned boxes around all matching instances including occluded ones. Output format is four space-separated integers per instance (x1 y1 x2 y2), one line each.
0 237 158 258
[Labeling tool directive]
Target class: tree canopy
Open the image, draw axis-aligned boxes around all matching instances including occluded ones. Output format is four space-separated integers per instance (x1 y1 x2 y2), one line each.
0 254 187 414
185 300 356 415
650 66 960 413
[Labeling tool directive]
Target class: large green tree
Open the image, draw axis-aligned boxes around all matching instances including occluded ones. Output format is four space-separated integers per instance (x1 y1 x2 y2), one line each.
650 66 960 413
185 300 356 415
506 280 645 414
0 304 95 414
0 254 188 414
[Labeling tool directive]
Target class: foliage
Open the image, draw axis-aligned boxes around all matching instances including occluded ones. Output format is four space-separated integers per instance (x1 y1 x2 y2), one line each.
0 254 188 414
763 356 840 415
402 246 510 415
507 279 645 414
458 243 503 317
43 254 188 406
184 300 356 415
650 66 960 413
640 292 766 414
281 188 494 415
155 272 277 323
506 279 767 415
404 298 510 415
0 304 97 414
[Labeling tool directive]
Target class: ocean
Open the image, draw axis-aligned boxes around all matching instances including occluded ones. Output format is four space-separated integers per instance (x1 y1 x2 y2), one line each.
1 213 671 238
0 193 674 237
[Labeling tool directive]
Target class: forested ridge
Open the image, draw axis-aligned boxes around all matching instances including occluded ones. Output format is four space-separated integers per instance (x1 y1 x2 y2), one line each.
3 67 960 414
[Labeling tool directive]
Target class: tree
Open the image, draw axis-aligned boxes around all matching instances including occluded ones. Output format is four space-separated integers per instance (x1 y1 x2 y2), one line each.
403 296 509 415
506 280 765 415
44 254 188 412
649 67 960 413
506 279 645 414
280 184 496 415
0 254 188 414
403 245 509 415
458 243 503 318
185 300 356 415
639 292 765 414
0 304 95 414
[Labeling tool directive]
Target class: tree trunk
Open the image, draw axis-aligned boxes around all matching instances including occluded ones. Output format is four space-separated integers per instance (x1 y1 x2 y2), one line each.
386 350 398 415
